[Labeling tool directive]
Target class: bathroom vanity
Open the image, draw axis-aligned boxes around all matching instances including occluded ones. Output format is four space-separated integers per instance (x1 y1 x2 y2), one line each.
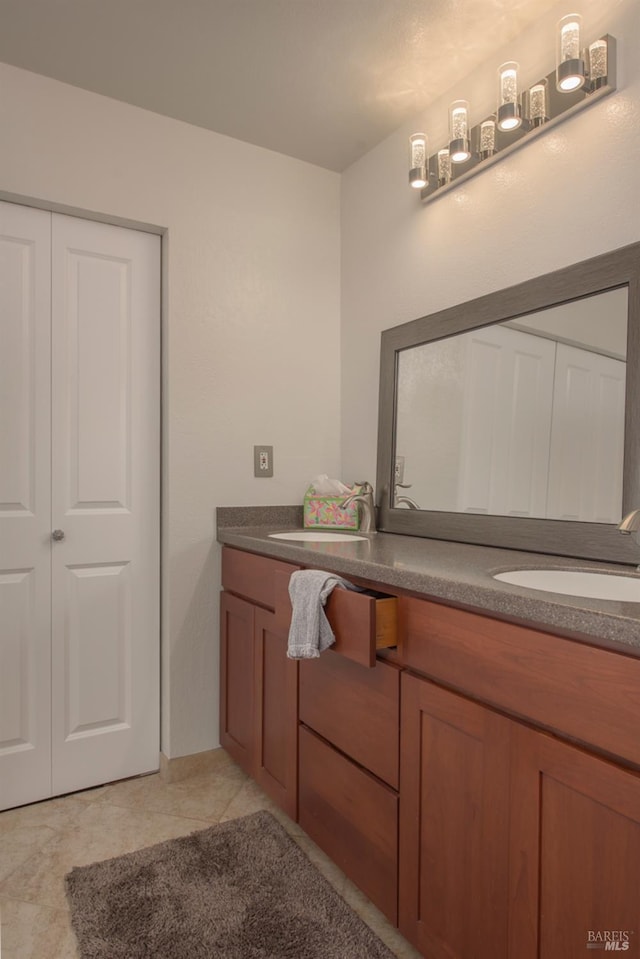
218 526 640 959
217 241 640 958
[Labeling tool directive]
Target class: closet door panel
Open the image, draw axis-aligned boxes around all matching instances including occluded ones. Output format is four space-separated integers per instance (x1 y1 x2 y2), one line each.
63 251 133 511
547 344 625 523
0 201 52 810
457 325 555 518
51 215 160 793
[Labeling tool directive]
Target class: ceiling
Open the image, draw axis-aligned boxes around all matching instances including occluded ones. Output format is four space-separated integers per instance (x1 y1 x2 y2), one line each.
0 0 559 171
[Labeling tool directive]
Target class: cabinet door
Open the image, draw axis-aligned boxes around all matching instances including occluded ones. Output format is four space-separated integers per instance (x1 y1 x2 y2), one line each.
399 673 511 959
509 724 640 959
254 608 298 819
219 591 255 774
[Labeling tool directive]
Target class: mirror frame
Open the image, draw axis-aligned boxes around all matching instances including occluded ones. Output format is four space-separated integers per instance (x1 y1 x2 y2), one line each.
376 242 640 564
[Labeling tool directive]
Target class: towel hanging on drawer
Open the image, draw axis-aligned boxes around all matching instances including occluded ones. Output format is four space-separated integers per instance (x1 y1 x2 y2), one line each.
287 569 361 660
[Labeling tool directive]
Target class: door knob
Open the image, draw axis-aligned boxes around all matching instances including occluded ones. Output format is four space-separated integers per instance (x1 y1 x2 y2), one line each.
52 529 65 542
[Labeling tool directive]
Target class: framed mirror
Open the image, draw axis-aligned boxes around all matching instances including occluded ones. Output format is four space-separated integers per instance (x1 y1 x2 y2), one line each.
376 242 640 563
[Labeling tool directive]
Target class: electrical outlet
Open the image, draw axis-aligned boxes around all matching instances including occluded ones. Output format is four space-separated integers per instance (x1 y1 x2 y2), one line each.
254 445 274 478
394 456 405 485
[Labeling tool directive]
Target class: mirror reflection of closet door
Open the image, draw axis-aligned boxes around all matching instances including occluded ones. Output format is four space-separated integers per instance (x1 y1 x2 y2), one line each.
0 201 160 811
546 344 625 524
457 326 555 518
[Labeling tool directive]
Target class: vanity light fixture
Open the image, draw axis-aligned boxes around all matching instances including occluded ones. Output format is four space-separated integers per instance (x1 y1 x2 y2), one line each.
588 38 608 89
479 119 497 159
408 16 616 200
437 149 451 187
449 100 471 162
528 79 549 126
409 133 428 189
556 13 586 91
497 62 522 131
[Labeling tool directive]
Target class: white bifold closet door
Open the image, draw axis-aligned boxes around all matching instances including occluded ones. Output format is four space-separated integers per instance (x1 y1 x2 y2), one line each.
0 201 160 810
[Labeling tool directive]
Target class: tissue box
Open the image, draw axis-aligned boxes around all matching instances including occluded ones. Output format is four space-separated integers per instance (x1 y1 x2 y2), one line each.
303 486 360 530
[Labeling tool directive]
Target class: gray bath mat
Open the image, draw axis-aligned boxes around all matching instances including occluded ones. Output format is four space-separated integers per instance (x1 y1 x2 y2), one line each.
65 808 396 958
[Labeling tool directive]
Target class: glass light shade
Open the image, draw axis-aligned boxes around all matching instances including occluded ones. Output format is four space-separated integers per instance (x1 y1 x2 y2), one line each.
529 80 548 126
479 119 496 158
448 100 471 163
497 62 522 131
589 39 608 88
437 149 451 186
409 133 428 189
556 14 586 91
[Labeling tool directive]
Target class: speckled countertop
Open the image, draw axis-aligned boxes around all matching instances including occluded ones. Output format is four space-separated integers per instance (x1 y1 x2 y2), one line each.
217 508 640 656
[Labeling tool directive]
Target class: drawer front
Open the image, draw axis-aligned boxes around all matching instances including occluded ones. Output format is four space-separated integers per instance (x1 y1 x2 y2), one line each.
221 546 300 610
401 596 640 767
299 652 400 788
327 589 397 667
298 725 398 925
274 567 397 668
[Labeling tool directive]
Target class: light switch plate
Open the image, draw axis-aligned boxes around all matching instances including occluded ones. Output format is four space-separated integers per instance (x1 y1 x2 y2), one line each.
254 445 274 477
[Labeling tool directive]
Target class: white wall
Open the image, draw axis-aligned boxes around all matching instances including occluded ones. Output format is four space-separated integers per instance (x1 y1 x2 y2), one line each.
341 0 640 487
0 62 341 758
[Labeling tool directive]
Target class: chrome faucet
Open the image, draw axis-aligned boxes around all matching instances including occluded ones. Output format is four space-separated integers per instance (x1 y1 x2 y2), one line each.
341 481 377 533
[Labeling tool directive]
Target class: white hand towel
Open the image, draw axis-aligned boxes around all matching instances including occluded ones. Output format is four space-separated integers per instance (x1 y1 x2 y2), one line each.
287 569 360 659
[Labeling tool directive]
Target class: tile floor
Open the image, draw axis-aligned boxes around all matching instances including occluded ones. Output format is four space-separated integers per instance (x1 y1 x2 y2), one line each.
0 751 421 959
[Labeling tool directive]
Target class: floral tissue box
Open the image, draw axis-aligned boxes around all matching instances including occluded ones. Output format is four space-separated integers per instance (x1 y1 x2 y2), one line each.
303 485 361 530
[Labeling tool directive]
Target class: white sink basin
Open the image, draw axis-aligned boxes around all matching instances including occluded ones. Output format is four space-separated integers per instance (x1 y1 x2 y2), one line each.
493 568 640 602
268 531 367 543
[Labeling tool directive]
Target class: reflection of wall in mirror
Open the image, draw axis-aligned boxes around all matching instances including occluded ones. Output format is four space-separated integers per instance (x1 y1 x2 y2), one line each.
505 287 627 360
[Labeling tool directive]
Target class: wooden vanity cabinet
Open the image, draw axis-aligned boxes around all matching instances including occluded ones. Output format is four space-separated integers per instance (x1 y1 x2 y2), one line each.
220 547 300 818
399 596 640 959
221 545 401 923
220 544 640 959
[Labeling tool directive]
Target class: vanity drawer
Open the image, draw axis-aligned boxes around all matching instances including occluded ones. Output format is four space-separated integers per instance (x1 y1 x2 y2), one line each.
221 546 300 610
299 652 400 788
274 567 397 668
327 589 398 667
401 596 640 768
298 724 398 925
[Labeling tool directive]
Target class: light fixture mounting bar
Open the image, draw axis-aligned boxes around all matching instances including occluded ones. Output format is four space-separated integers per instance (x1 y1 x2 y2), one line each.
420 35 616 203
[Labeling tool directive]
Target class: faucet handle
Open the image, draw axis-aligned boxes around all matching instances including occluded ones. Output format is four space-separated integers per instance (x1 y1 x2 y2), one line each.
619 509 640 533
354 480 373 494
